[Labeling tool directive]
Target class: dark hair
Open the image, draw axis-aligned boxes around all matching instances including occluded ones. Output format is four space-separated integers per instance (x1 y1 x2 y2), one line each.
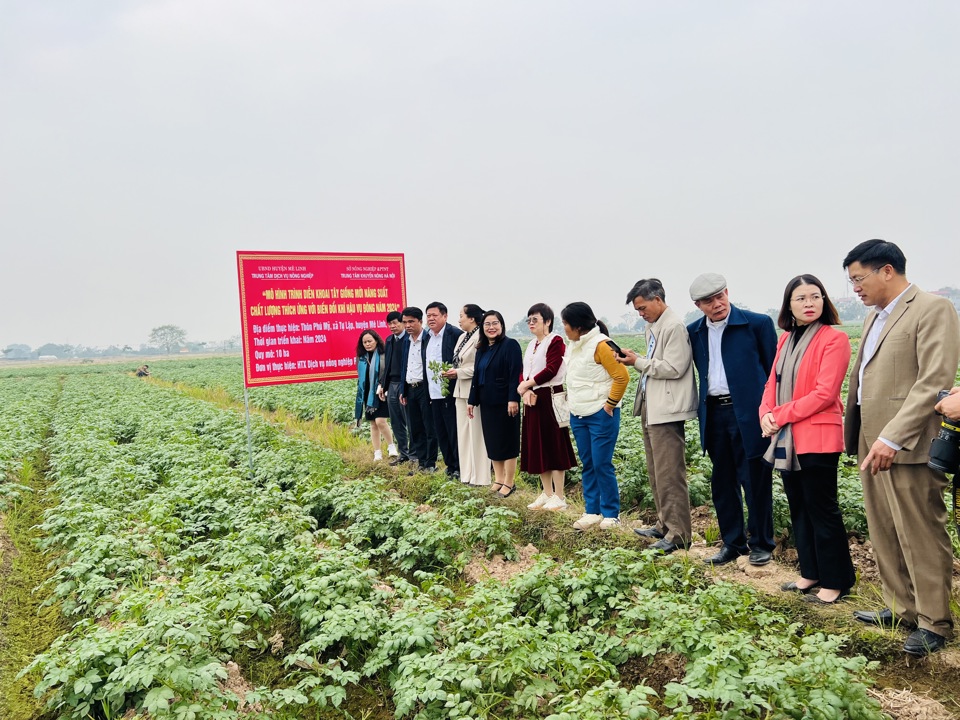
626 278 666 305
425 301 447 315
560 302 609 335
401 306 423 321
462 303 484 326
356 329 385 357
386 311 402 323
777 274 840 330
477 310 507 347
842 239 907 275
526 302 555 332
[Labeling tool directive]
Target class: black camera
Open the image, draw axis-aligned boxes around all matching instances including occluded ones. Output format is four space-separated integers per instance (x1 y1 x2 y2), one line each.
928 390 960 474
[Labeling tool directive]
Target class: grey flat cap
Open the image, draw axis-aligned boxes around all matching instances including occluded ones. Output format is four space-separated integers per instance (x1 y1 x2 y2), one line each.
689 273 727 301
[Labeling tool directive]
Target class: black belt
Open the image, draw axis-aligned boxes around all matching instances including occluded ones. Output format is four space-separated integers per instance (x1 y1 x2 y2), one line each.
537 385 564 394
408 381 423 388
707 394 733 406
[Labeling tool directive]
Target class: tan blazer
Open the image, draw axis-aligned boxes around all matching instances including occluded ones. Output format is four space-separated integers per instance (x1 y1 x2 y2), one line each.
451 331 481 400
631 306 698 425
844 285 960 463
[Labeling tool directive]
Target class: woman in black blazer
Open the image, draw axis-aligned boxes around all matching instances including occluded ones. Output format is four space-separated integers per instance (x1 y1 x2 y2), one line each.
468 310 523 497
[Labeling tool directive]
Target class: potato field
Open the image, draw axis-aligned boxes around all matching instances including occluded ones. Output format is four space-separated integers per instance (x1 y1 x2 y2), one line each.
1 345 958 719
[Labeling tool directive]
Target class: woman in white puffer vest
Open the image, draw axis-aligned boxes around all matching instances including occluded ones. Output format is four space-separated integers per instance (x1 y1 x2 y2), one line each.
560 302 630 530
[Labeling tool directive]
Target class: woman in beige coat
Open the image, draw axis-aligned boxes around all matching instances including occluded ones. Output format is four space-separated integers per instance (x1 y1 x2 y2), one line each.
443 304 491 485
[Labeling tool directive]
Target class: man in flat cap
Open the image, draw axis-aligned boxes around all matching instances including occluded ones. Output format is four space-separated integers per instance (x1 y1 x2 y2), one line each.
687 273 778 565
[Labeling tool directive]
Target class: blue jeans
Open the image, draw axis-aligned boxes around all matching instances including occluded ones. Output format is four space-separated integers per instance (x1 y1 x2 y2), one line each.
570 407 621 518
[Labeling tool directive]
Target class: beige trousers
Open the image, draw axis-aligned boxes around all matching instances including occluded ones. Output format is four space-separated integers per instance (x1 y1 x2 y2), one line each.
456 398 491 485
859 434 954 637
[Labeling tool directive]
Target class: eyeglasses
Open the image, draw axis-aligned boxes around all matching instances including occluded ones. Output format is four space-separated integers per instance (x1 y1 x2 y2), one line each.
526 317 541 325
847 267 883 286
483 322 501 328
790 294 823 304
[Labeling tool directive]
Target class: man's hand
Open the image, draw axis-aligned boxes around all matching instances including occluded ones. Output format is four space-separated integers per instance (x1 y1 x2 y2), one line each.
617 348 639 365
399 395 406 406
376 385 386 401
934 386 960 420
861 439 898 475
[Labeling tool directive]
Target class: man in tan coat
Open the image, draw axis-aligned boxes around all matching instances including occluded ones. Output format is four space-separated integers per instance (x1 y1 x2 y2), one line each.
843 239 960 656
618 278 698 553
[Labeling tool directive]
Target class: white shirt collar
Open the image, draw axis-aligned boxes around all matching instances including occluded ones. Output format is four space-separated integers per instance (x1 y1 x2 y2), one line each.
874 283 912 318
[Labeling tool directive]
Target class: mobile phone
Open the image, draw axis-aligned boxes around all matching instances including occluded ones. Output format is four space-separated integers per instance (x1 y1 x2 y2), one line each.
605 340 625 357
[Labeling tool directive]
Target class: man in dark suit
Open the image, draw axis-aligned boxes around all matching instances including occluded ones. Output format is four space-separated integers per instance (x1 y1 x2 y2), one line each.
377 310 413 464
423 302 463 478
398 307 438 473
843 239 960 656
687 273 778 566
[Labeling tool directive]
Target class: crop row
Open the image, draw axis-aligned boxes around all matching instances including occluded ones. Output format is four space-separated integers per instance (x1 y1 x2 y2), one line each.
17 371 887 719
0 374 61 510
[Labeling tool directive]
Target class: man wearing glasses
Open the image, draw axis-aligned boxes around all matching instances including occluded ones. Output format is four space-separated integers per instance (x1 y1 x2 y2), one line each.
843 239 960 656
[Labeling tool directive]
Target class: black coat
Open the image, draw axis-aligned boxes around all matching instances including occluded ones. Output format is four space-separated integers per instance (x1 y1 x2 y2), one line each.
468 338 523 406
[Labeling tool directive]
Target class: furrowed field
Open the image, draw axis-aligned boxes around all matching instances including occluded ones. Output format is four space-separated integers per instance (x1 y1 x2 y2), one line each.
1 343 959 720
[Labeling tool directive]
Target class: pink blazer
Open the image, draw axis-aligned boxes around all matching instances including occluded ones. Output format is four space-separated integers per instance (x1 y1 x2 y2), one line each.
759 325 851 455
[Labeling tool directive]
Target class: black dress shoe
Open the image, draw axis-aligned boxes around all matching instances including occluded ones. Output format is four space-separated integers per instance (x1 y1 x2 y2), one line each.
852 608 917 630
704 546 744 566
748 549 772 566
649 538 689 554
780 581 818 594
389 456 411 466
633 526 665 539
903 628 947 656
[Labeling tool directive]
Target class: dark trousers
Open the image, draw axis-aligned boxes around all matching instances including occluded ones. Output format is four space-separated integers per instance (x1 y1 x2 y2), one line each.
406 384 438 469
430 396 459 474
705 402 774 553
781 463 855 591
387 380 413 460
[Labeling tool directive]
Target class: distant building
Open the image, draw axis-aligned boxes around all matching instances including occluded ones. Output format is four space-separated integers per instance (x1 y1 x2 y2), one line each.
930 287 960 315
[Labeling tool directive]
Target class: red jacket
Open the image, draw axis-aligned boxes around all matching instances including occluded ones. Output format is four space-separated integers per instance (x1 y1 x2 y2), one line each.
759 325 851 455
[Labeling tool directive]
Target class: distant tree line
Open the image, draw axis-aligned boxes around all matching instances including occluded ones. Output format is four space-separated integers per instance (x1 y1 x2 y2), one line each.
1 325 241 361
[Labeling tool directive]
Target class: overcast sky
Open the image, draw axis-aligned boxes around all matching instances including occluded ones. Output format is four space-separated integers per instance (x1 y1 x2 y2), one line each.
2 1 958 348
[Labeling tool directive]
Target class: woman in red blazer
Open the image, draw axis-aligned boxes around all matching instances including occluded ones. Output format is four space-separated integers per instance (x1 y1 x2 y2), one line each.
759 274 856 604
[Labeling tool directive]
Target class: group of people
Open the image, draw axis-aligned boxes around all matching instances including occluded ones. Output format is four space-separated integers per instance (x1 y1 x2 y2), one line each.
354 238 960 657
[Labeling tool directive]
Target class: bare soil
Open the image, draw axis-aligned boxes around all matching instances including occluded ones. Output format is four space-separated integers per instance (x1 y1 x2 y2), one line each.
463 543 541 584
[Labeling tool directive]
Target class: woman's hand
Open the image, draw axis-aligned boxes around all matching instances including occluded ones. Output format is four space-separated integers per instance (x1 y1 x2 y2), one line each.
442 368 458 379
760 412 780 437
517 379 534 394
467 405 475 419
522 389 537 407
508 401 519 417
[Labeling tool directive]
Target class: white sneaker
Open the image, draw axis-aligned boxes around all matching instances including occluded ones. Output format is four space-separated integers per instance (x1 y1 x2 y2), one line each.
543 495 567 512
527 493 549 510
572 513 603 530
599 516 621 530
387 443 399 457
374 449 383 461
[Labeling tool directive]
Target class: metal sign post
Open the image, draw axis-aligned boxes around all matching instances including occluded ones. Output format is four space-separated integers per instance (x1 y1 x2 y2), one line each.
243 386 255 479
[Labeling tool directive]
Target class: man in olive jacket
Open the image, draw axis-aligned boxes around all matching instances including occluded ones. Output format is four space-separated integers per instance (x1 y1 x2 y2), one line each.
619 279 698 554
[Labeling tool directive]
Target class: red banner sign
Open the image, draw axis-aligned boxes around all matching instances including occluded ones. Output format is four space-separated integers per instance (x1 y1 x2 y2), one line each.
237 251 407 387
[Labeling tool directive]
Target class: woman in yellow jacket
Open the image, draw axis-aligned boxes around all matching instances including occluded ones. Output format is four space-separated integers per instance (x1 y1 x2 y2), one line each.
561 302 629 530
